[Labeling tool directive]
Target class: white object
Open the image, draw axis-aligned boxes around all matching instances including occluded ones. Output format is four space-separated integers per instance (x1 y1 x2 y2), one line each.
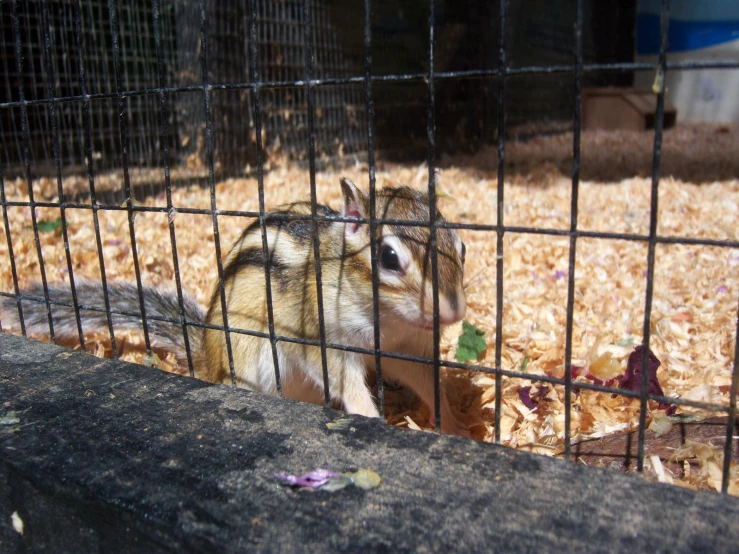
636 0 739 123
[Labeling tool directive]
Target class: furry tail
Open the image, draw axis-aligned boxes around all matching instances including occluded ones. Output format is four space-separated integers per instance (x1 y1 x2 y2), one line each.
0 281 205 367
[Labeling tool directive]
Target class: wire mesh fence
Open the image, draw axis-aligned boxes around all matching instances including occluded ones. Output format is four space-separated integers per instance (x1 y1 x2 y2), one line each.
1 0 738 495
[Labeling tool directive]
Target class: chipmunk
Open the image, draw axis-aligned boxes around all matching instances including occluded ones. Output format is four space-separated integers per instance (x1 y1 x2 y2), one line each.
1 178 468 435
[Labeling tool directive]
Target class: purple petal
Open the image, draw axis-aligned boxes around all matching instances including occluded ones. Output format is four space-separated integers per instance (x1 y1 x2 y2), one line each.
553 270 566 280
275 468 341 488
716 285 728 293
518 386 536 409
518 385 550 409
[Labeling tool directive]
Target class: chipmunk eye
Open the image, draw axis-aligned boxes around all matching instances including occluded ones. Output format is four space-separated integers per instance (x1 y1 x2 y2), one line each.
461 242 466 265
379 244 401 272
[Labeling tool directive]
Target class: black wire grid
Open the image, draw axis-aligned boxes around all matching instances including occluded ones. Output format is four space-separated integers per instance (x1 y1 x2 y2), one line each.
1 0 738 494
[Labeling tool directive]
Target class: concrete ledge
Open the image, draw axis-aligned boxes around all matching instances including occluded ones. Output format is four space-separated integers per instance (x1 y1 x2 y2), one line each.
1 332 738 553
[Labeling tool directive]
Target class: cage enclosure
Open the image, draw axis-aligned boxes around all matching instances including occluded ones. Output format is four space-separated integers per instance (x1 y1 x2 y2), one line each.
1 0 738 499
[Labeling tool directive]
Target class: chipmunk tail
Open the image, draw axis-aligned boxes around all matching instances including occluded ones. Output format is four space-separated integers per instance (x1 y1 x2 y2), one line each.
0 280 205 369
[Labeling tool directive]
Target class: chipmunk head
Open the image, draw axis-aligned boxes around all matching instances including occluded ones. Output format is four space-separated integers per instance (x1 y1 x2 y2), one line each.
340 177 466 330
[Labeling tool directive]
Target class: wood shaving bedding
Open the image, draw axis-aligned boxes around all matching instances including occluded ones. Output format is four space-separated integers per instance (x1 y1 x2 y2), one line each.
1 125 737 494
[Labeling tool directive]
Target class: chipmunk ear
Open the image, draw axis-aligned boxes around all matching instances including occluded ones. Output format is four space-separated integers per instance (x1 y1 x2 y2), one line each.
340 177 366 234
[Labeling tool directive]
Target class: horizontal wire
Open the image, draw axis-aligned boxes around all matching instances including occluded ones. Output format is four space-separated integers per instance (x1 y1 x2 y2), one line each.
3 198 738 248
2 59 738 110
3 290 732 415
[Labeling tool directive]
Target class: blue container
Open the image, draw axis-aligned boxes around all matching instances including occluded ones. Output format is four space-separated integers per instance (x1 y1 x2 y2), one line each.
637 0 739 55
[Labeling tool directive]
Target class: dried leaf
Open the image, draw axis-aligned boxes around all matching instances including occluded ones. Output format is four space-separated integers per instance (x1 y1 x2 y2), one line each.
351 468 382 490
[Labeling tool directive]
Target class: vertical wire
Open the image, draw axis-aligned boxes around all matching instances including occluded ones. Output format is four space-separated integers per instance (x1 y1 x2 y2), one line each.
199 0 237 385
1 4 25 167
40 0 86 350
365 0 384 417
73 0 118 358
637 0 670 473
562 0 584 462
88 0 118 184
493 0 508 445
426 0 441 431
10 0 55 341
151 0 194 376
126 3 155 180
0 162 25 335
58 4 79 168
121 3 146 182
0 3 25 335
21 2 50 163
723 298 739 493
249 0 282 395
302 0 331 405
108 0 153 357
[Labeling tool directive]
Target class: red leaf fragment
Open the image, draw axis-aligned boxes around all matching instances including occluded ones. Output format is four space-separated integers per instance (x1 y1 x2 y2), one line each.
519 386 535 409
518 385 550 409
619 345 674 412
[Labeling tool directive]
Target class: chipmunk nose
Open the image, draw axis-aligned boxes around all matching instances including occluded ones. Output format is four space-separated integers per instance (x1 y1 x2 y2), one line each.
438 288 466 325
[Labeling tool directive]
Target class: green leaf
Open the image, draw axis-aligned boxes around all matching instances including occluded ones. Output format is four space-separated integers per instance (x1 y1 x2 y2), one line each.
617 337 635 348
37 218 62 233
455 320 487 363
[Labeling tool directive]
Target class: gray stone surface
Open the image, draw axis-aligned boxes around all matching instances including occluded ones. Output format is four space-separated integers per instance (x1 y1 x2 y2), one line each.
0 332 738 553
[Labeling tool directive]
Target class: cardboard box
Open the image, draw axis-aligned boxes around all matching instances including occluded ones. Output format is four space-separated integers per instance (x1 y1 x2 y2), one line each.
582 87 677 130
